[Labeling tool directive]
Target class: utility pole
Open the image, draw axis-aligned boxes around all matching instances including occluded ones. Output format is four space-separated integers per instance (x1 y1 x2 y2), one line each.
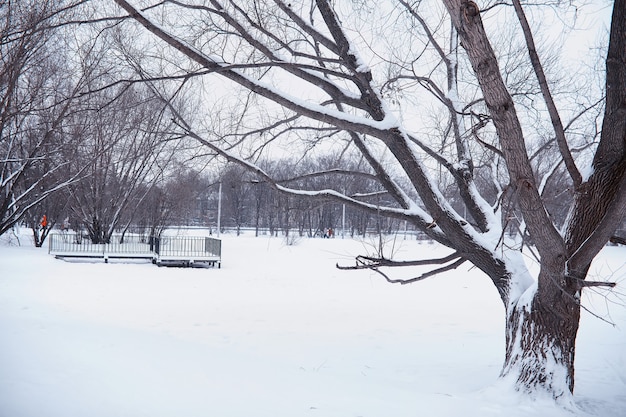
342 203 346 239
217 181 222 237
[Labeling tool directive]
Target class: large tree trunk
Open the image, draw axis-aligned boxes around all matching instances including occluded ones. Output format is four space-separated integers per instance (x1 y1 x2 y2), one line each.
501 269 580 398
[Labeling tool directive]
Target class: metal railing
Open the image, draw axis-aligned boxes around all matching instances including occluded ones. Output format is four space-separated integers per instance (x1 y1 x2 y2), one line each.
48 233 152 256
49 233 221 266
153 236 221 258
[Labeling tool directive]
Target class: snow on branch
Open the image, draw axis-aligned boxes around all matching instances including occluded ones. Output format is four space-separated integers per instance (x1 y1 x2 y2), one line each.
278 168 381 185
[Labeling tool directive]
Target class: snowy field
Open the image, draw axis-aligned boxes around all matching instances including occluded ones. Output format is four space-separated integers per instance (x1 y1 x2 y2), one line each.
1 230 625 417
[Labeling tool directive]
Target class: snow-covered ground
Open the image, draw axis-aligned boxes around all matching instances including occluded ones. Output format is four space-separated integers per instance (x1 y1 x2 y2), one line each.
1 230 625 417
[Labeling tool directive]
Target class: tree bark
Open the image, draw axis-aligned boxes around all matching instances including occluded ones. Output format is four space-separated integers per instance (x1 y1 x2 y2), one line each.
502 267 579 397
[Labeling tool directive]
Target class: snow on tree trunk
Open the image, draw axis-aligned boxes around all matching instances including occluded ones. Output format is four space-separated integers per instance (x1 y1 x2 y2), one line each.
501 268 580 400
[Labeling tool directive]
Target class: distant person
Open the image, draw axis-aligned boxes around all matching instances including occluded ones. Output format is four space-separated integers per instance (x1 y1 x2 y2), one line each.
61 217 69 231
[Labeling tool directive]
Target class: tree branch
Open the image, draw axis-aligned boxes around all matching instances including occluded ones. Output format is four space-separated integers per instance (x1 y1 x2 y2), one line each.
337 253 467 285
609 235 626 246
511 0 582 188
354 251 463 268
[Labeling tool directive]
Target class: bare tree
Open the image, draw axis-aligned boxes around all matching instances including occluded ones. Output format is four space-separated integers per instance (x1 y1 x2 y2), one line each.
112 0 624 400
130 167 211 237
64 83 180 243
0 0 93 237
219 164 251 235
